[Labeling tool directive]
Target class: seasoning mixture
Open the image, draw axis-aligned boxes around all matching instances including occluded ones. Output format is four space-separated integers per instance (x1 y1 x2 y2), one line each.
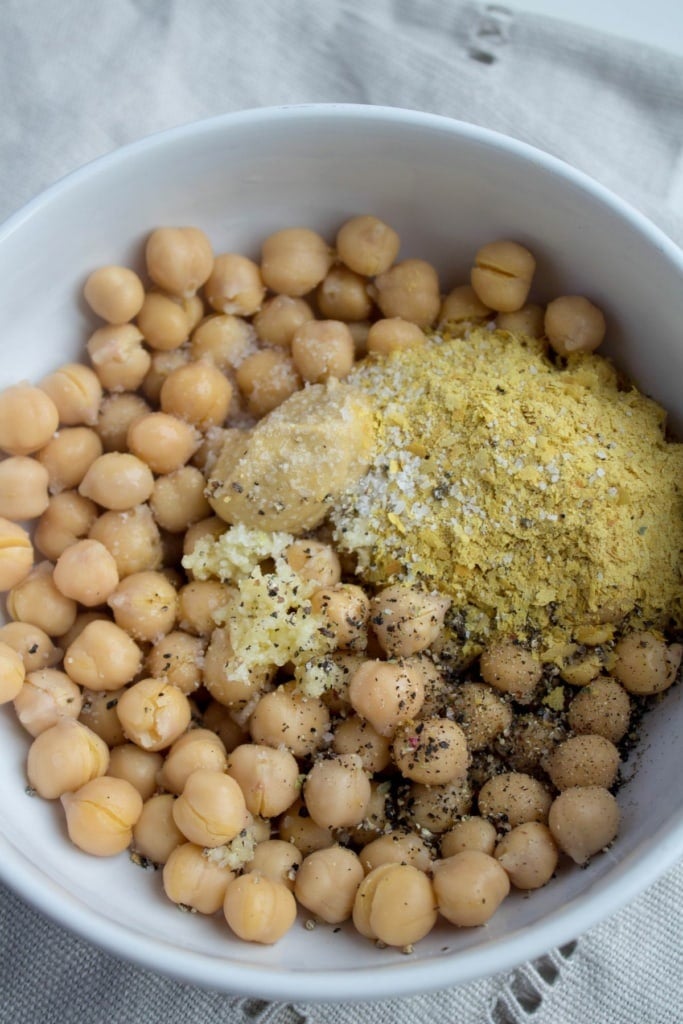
332 328 683 651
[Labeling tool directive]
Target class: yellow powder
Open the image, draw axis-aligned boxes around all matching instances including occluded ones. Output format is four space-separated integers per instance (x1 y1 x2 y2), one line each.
332 328 683 649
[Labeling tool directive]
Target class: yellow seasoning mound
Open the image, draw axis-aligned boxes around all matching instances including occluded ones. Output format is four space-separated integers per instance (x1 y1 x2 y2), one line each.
331 328 683 648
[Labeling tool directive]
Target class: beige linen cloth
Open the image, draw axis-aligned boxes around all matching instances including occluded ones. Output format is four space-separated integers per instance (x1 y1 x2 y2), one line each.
1 2 682 1022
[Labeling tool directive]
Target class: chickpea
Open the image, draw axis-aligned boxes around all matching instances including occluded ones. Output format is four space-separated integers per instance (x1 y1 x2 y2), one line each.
96 393 151 452
133 794 184 864
160 361 233 430
14 668 82 737
8 561 77 637
87 324 151 392
205 253 265 316
235 348 302 417
64 619 142 690
336 215 400 277
62 775 142 856
332 715 391 774
366 317 425 355
38 427 103 495
34 490 97 561
494 822 558 890
440 817 498 858
40 364 102 427
548 786 620 864
478 772 552 828
253 295 315 348
567 677 631 743
261 228 333 297
479 641 542 702
136 293 189 351
172 768 248 847
225 743 299 818
393 719 469 786
370 585 450 658
0 456 50 519
223 873 297 944
360 831 433 874
310 585 369 651
288 319 356 385
497 303 545 337
203 627 273 710
433 850 510 926
545 295 606 356
27 719 109 799
0 622 61 674
88 504 163 578
348 659 425 738
0 384 59 456
116 678 191 752
295 845 364 924
545 734 620 791
163 841 234 913
372 259 441 328
107 571 178 642
108 743 164 801
190 314 255 369
178 580 233 637
316 265 373 322
246 839 302 890
126 413 199 475
202 701 249 754
0 641 25 704
450 682 513 751
159 729 228 795
153 467 211 535
470 240 535 313
0 518 34 590
79 453 154 511
438 284 492 331
250 683 330 758
146 631 205 695
284 539 341 589
84 265 146 323
353 863 437 946
141 347 190 405
303 753 371 828
612 631 682 695
52 538 119 607
277 797 335 855
146 227 214 298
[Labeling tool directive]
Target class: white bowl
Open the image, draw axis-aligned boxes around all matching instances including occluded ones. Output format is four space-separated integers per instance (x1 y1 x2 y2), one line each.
1 104 682 1003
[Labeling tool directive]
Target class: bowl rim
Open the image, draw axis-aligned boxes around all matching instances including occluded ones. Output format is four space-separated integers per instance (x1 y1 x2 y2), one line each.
1 101 682 1003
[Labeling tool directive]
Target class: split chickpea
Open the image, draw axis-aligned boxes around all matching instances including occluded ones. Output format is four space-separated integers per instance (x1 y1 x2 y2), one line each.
62 775 143 856
64 619 142 690
116 677 191 752
172 768 249 847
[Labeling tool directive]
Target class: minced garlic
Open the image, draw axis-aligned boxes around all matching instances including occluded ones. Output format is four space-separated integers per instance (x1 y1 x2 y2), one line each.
183 526 334 682
332 328 683 648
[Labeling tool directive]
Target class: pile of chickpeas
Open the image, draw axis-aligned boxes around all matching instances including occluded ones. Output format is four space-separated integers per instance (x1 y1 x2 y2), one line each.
0 215 681 950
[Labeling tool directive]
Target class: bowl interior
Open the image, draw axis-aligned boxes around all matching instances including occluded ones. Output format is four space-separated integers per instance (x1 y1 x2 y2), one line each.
1 105 682 1002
